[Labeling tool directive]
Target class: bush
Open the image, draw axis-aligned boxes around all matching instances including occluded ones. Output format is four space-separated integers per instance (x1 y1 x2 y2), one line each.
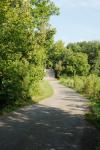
0 1 46 110
83 74 100 99
60 77 74 88
60 74 100 101
0 60 44 109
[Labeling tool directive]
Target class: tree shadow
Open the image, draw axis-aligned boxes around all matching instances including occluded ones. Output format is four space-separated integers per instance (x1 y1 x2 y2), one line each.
0 104 100 150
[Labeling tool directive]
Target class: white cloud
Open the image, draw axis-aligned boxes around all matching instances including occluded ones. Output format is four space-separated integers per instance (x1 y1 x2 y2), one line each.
53 0 100 9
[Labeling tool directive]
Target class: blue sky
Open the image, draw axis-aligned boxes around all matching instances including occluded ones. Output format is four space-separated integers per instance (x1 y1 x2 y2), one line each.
50 0 100 44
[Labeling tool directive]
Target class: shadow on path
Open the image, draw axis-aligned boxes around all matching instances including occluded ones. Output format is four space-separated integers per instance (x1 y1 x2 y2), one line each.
0 103 100 150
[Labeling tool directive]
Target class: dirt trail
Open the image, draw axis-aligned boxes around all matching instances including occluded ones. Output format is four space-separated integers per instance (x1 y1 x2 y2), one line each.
0 80 100 150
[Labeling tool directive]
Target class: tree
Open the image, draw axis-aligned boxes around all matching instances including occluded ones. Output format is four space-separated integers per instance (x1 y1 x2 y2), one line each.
0 0 38 106
50 40 66 63
49 40 66 77
64 52 90 76
94 51 100 76
0 0 59 108
67 41 100 73
55 61 63 78
31 0 59 68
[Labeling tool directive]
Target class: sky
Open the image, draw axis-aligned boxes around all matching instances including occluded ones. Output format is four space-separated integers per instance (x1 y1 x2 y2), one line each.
50 0 100 44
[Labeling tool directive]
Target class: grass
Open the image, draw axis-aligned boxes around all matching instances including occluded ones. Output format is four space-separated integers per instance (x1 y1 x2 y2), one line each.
86 100 100 129
0 80 53 115
60 75 100 133
32 80 54 102
60 75 100 129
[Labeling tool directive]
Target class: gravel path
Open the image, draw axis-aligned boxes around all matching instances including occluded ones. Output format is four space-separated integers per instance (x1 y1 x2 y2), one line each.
0 80 100 150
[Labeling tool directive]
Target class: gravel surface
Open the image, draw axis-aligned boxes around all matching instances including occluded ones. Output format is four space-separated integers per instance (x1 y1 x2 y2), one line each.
0 80 100 150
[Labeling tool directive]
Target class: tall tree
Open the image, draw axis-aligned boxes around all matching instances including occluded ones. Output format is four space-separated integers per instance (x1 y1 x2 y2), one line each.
31 0 59 67
0 0 59 108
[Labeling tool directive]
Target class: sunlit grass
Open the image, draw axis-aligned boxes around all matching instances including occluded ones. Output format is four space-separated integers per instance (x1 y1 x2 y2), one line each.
32 80 53 102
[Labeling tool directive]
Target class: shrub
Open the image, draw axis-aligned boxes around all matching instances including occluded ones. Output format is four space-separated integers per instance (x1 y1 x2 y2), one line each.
73 76 84 92
83 74 100 99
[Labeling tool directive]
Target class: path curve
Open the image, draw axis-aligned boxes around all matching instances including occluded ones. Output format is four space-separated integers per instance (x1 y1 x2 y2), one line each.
0 80 100 150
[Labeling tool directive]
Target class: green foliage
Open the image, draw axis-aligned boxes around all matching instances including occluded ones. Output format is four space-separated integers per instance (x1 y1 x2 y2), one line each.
55 61 63 78
47 40 90 77
0 0 58 110
32 0 59 26
33 80 53 102
60 75 100 100
47 40 100 78
47 40 66 77
60 77 74 88
83 75 100 98
94 51 100 76
60 75 100 128
0 80 53 115
73 76 85 92
64 52 90 76
67 41 100 72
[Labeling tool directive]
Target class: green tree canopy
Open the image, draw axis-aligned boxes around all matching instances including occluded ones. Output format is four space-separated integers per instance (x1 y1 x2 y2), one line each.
0 0 59 108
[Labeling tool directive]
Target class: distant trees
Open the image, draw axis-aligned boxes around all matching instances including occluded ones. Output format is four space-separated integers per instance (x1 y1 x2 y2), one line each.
47 40 100 78
48 40 66 78
67 41 100 73
47 41 91 78
63 52 90 76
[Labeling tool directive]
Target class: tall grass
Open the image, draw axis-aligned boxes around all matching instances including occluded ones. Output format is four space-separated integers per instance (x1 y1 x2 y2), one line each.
60 74 100 128
32 80 53 102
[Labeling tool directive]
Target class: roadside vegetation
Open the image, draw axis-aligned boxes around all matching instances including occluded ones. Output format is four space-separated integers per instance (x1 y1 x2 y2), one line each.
47 40 100 129
33 80 53 103
0 0 59 114
0 80 53 115
60 75 100 128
